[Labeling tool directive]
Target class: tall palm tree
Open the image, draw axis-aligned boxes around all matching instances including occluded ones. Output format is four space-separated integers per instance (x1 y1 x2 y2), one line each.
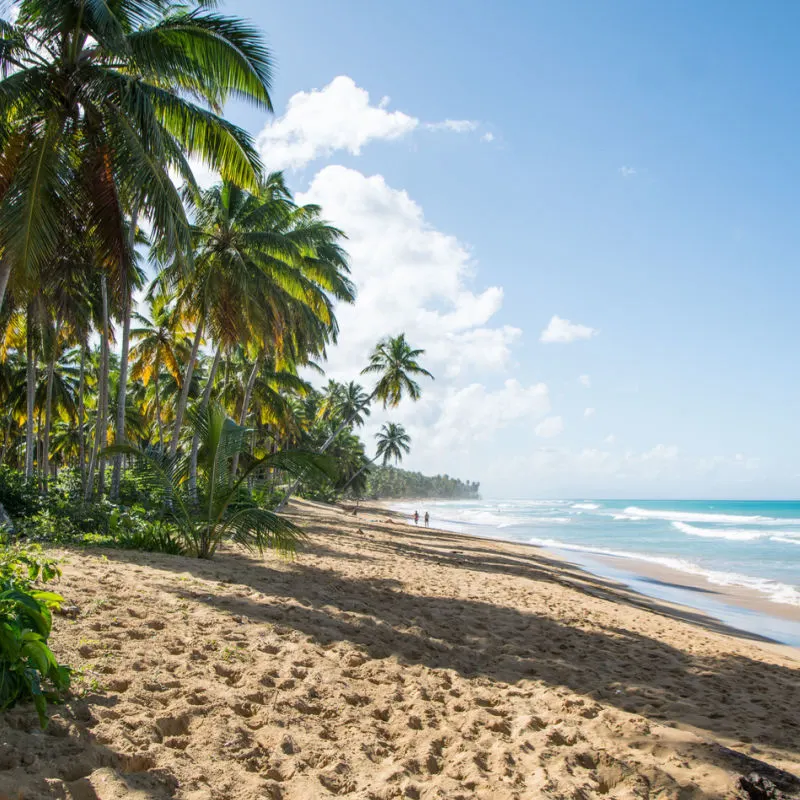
166 176 354 459
341 422 411 492
276 334 432 510
0 0 274 314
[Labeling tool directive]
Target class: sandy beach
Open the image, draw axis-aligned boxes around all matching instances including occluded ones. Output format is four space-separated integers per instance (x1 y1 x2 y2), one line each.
2 499 799 799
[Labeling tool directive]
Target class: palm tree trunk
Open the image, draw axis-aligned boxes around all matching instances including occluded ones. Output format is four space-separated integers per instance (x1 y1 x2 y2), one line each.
229 351 261 479
111 211 138 502
155 377 164 450
0 414 13 465
78 344 86 493
41 325 59 493
189 346 221 501
86 277 110 500
36 408 43 488
24 302 36 480
169 320 203 458
275 391 375 511
341 454 380 494
0 257 10 316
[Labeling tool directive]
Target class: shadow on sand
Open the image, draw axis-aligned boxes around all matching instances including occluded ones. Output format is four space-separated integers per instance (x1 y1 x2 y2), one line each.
93 502 800 791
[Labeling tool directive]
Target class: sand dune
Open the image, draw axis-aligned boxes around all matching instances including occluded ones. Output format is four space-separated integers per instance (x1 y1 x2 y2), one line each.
1 499 798 799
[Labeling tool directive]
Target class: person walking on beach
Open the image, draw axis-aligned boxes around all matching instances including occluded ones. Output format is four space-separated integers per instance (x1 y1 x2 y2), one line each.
424 511 430 527
414 510 419 525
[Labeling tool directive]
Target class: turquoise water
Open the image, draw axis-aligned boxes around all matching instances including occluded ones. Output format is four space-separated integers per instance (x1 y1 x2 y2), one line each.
391 499 800 645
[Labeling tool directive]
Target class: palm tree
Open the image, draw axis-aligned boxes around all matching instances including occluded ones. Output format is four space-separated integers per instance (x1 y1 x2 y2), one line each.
341 422 411 493
129 293 188 450
328 381 372 428
276 334 432 509
166 176 354 459
0 0 274 314
104 404 333 559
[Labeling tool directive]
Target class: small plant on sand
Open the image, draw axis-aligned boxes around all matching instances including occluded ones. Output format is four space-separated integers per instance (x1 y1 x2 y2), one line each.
105 404 334 558
0 545 71 726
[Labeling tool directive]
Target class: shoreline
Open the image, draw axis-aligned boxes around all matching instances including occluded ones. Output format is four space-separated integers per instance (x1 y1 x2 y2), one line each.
379 500 800 649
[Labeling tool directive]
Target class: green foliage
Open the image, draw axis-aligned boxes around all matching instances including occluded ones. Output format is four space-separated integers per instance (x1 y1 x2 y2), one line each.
105 404 333 558
365 466 480 500
0 465 40 519
0 544 70 727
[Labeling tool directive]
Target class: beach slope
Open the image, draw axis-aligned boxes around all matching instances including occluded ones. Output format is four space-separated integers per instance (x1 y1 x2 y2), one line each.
1 499 798 799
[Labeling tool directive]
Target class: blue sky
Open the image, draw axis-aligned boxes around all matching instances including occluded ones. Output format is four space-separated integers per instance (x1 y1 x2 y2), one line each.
216 0 800 498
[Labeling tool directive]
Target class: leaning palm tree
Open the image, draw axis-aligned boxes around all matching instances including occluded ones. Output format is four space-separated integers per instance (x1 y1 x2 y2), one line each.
276 334 432 510
104 404 334 559
341 422 411 493
0 0 274 314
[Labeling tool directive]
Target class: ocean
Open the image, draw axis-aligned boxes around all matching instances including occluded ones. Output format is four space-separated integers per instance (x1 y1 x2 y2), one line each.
389 498 800 646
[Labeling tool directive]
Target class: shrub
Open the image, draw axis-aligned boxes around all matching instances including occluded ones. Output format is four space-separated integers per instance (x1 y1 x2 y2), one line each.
0 545 70 727
0 466 40 520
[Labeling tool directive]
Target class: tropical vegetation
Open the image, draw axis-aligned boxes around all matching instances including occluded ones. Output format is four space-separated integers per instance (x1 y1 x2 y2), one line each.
0 0 479 724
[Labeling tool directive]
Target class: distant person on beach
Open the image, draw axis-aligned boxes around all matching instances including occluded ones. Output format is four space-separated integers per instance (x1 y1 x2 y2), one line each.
424 512 430 527
414 510 419 525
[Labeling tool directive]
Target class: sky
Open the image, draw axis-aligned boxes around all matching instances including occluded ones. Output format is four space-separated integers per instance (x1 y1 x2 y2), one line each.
205 0 800 499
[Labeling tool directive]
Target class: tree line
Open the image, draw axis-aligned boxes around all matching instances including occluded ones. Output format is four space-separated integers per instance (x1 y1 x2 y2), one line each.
364 466 481 500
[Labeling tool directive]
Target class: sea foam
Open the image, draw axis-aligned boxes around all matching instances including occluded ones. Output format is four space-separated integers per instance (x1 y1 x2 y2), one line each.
527 536 800 607
620 506 800 525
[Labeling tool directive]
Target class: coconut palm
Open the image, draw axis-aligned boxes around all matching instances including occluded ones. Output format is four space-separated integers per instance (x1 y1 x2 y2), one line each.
129 293 189 449
276 334 432 509
165 176 354 459
341 422 411 493
104 403 334 559
0 0 274 314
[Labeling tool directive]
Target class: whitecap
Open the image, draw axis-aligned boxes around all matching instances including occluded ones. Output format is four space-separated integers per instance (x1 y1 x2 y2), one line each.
620 506 800 526
527 537 800 607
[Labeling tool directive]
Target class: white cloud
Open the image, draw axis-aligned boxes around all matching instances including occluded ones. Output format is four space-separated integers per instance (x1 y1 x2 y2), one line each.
535 415 564 439
540 315 598 344
417 380 551 452
257 76 417 172
579 374 591 387
481 132 495 143
298 165 520 381
619 166 637 177
295 164 551 468
257 76 482 172
604 434 616 444
584 407 595 418
426 119 479 133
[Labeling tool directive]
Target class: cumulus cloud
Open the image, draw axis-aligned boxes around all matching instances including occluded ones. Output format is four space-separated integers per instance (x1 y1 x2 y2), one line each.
540 315 598 344
257 76 482 172
535 416 564 439
298 165 521 380
579 374 591 388
584 408 595 418
292 163 552 470
481 132 495 143
419 380 551 452
619 166 637 177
